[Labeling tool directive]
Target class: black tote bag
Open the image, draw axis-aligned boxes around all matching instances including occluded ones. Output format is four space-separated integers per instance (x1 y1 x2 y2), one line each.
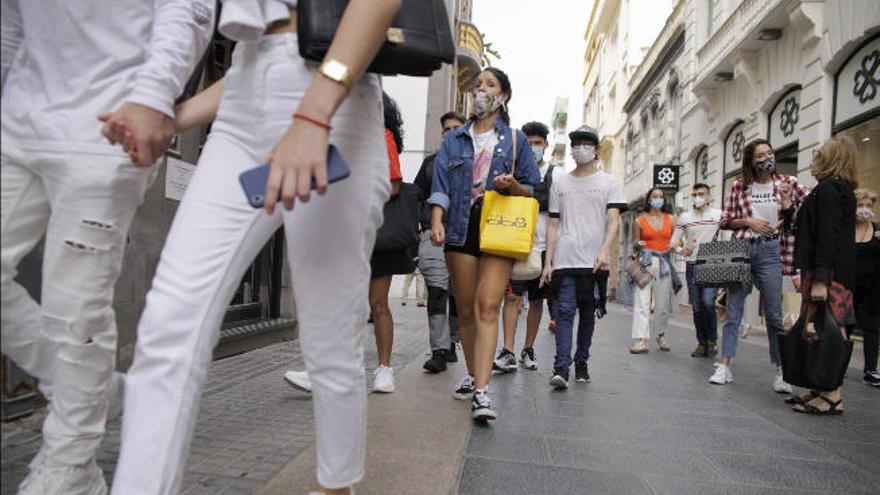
297 0 456 77
374 182 421 253
778 303 854 391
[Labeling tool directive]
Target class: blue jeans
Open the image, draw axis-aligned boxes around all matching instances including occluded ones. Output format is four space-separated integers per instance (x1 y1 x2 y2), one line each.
553 275 596 369
720 239 784 364
686 263 718 345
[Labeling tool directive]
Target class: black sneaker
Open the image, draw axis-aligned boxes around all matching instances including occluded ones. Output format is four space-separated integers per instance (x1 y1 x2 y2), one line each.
471 390 497 421
575 362 590 382
492 348 517 373
446 342 458 363
550 367 569 389
864 370 880 387
423 349 448 373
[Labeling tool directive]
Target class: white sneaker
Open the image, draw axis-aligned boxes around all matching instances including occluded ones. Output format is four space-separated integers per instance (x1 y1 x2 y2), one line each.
283 370 313 393
372 365 395 393
773 368 793 394
453 375 476 400
709 363 733 385
18 459 107 495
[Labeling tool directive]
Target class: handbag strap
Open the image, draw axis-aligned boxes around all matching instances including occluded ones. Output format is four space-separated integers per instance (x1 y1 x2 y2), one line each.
511 128 517 176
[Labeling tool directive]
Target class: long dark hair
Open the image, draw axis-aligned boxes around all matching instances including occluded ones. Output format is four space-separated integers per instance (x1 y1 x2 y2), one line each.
741 138 771 186
642 187 672 214
471 67 512 125
383 91 404 152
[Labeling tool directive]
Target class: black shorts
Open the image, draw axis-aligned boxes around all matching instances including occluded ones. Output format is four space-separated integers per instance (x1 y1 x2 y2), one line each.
508 252 548 301
444 200 482 258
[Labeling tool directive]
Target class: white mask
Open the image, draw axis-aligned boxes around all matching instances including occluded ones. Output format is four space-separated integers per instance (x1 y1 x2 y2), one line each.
857 207 874 222
571 145 596 164
693 196 706 209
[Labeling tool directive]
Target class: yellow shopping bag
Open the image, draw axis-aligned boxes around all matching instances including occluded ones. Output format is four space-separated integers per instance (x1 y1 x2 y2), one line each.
479 190 538 260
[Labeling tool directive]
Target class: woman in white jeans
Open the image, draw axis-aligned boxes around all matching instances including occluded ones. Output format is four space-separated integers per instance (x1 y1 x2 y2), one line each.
630 187 680 354
109 2 401 494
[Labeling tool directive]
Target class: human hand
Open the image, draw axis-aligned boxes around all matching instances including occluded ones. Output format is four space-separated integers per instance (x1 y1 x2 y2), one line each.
792 274 801 292
778 182 793 210
682 248 694 258
493 174 521 194
264 118 330 215
98 102 175 166
595 249 610 271
747 218 775 237
810 281 828 302
430 222 445 246
540 264 552 287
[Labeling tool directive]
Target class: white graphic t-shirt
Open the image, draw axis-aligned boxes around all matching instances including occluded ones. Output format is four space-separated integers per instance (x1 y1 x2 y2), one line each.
470 128 498 202
535 163 557 251
749 181 779 228
549 170 626 269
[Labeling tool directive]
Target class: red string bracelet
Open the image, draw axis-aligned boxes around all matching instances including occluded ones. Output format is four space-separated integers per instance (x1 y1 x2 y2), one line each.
293 113 333 131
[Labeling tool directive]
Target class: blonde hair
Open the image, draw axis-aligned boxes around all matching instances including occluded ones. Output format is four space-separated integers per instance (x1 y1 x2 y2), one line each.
812 136 859 186
855 188 877 205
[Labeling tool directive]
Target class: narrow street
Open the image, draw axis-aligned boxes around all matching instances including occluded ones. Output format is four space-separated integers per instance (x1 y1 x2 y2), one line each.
2 300 878 494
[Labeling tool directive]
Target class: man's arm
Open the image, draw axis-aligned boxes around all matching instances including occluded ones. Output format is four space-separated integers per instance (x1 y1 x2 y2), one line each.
595 208 620 271
542 217 560 286
99 0 215 166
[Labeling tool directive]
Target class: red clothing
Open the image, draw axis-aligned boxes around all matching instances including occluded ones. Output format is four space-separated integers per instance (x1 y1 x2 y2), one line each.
385 129 402 182
638 214 674 252
720 174 808 275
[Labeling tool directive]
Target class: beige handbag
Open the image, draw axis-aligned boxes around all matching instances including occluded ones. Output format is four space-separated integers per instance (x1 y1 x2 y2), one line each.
625 257 653 289
509 131 542 280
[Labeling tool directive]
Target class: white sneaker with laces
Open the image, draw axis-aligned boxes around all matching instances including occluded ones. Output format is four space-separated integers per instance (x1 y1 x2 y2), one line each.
18 459 107 495
773 368 793 394
453 375 475 400
709 363 733 385
283 370 313 393
373 365 395 393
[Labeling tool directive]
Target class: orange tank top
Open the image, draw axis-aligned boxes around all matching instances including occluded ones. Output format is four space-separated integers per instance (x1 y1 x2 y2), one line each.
639 214 673 252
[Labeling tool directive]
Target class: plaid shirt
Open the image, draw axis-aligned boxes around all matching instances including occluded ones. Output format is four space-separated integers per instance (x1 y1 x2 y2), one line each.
720 174 809 275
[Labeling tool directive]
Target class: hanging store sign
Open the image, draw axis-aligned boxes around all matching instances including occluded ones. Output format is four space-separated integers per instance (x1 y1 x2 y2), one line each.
653 164 681 191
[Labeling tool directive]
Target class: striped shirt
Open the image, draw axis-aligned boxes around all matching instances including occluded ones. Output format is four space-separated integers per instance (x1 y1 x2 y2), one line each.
671 208 722 263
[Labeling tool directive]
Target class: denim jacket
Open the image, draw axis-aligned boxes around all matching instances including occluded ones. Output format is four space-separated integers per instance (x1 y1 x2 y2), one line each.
427 116 541 247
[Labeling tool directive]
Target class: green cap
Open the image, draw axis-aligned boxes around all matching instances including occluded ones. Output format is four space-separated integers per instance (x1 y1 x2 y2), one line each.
568 125 600 144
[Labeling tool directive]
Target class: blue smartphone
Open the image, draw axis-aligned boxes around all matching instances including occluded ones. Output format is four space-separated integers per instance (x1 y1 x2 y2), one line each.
239 145 350 209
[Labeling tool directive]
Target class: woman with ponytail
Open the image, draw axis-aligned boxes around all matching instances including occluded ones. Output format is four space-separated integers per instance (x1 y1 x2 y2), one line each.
428 68 541 421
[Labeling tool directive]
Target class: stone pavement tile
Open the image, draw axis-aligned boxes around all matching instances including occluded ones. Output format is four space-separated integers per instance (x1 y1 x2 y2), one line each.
488 410 620 443
644 475 828 495
700 451 880 494
466 429 550 465
457 456 652 495
545 436 728 481
812 440 880 472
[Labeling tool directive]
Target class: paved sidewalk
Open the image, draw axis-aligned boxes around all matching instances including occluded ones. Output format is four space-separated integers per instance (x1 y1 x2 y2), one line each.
457 304 879 495
3 301 878 494
0 298 432 495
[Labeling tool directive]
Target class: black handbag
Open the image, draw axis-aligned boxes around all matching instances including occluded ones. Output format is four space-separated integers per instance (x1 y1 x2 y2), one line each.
778 302 854 391
693 237 751 288
375 182 421 253
297 0 456 77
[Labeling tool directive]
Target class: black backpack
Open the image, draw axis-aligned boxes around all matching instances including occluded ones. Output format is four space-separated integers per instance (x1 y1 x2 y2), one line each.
533 165 556 212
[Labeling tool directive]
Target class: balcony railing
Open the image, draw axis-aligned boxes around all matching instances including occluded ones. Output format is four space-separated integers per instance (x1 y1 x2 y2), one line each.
695 0 783 88
459 22 484 62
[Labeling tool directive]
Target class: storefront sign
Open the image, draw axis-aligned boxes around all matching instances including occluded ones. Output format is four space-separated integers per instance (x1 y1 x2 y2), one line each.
653 164 681 191
834 35 880 133
769 88 801 149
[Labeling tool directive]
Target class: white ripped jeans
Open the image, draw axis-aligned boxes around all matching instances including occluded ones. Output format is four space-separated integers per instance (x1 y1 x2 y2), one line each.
1 145 156 466
111 34 388 494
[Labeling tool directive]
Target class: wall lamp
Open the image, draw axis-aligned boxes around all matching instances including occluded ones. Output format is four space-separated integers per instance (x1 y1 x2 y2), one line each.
757 28 783 41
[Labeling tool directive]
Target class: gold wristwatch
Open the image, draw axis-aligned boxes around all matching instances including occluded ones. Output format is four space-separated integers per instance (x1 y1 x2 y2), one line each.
319 59 353 93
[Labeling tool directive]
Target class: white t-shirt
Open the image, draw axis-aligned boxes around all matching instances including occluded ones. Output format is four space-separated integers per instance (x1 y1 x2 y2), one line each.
1 0 214 154
549 170 627 270
671 208 722 262
535 163 556 251
749 181 779 227
470 127 498 201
